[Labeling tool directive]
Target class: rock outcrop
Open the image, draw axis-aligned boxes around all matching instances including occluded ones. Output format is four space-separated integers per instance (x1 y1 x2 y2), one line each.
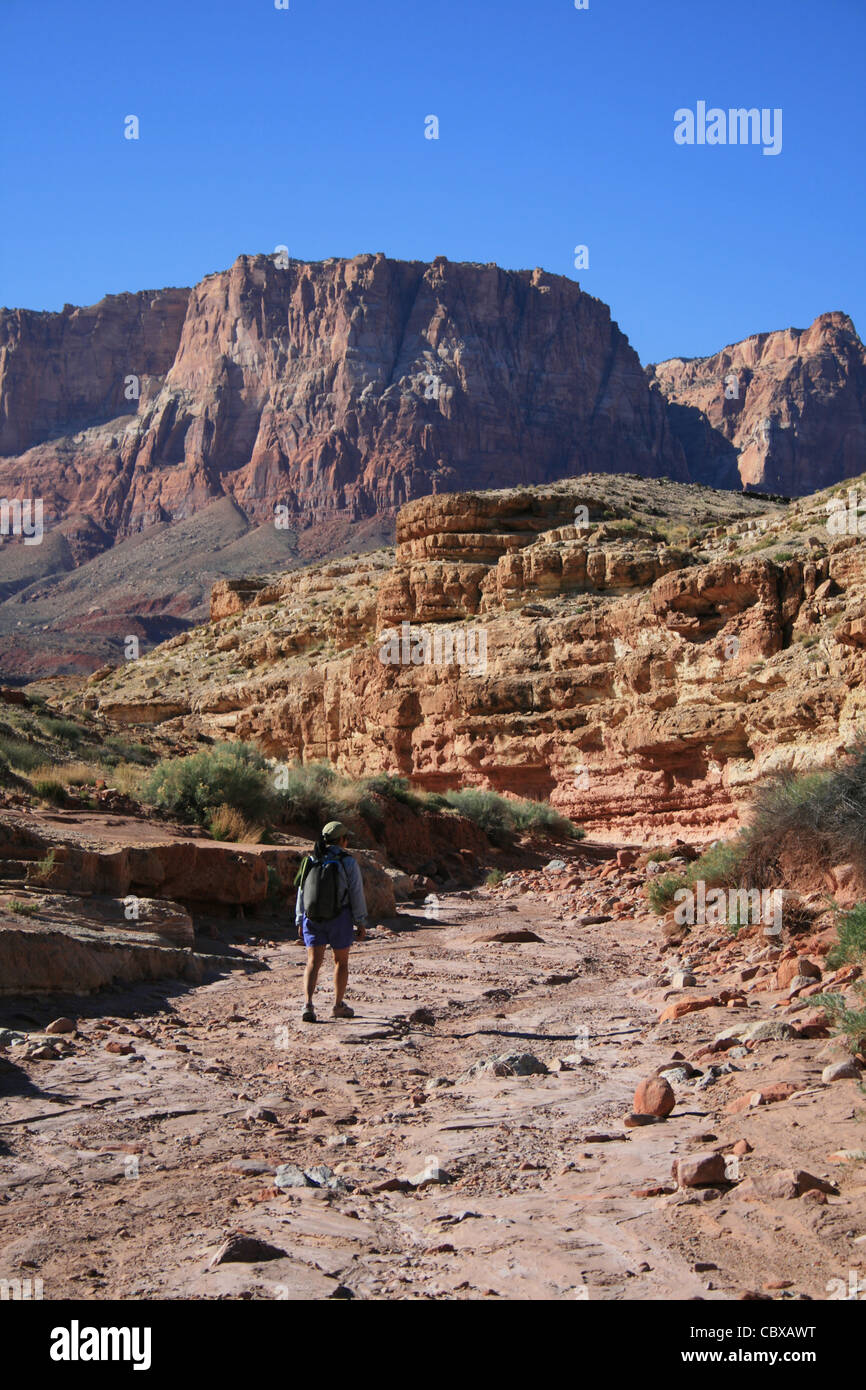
647 312 866 495
2 259 864 682
93 472 866 842
0 253 685 553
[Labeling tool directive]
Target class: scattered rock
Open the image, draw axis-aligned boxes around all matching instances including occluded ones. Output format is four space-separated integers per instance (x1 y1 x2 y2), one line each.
777 956 822 989
659 995 718 1022
633 1074 676 1118
45 1017 76 1035
740 1019 796 1044
468 1052 549 1078
672 1152 728 1188
822 1060 862 1083
408 1007 436 1026
474 929 544 944
209 1232 288 1266
226 1159 273 1176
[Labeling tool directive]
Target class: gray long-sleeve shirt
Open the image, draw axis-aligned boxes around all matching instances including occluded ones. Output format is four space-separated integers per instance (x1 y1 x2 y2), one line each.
295 851 369 927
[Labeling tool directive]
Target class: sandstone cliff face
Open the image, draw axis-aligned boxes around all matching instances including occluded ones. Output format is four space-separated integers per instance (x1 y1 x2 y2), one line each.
0 254 685 553
647 312 866 496
0 288 190 459
91 473 866 842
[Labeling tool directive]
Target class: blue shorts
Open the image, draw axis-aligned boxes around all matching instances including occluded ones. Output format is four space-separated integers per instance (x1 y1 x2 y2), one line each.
300 906 354 950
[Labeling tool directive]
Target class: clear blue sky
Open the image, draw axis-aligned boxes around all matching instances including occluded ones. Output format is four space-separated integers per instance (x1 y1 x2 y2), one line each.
1 0 863 363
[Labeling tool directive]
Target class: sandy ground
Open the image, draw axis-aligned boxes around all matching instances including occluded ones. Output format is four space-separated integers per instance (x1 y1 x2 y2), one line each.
1 868 865 1301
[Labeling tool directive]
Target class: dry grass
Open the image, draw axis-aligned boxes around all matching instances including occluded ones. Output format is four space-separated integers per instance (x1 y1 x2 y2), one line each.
207 803 265 843
28 760 146 799
29 761 101 788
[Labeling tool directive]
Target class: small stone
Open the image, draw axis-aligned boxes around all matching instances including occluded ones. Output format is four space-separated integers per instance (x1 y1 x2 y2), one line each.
410 1162 453 1188
274 1163 313 1190
673 1152 728 1188
732 1139 753 1156
209 1232 287 1267
45 1017 76 1035
244 1105 279 1124
822 1060 862 1083
468 1052 548 1078
408 1007 436 1026
633 1075 675 1118
741 1019 796 1044
474 929 544 944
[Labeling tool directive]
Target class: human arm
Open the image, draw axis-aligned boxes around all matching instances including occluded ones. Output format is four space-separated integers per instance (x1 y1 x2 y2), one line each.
342 855 369 933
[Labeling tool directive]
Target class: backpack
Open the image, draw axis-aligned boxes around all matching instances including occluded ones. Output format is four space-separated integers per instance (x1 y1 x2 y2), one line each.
297 850 349 923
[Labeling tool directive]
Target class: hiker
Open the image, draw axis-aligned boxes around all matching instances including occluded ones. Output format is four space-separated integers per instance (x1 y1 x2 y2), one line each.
295 820 368 1022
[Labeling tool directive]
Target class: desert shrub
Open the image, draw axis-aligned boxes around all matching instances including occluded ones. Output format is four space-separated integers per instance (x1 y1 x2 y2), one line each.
686 838 749 889
26 850 56 884
274 760 343 826
103 736 153 765
442 788 519 841
509 798 583 839
142 742 274 824
813 987 866 1052
8 899 39 916
31 778 70 806
38 716 87 743
486 868 505 887
0 737 45 773
359 773 425 811
828 903 866 969
29 761 101 788
208 803 264 844
647 873 686 914
738 742 866 880
442 788 582 843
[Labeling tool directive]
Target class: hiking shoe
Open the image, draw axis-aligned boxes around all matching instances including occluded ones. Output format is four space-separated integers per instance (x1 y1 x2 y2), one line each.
301 1004 316 1023
332 1003 354 1019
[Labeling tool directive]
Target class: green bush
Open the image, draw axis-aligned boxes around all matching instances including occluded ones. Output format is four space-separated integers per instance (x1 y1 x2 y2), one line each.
486 868 505 887
647 872 686 914
103 736 153 766
442 788 518 841
828 902 866 969
686 839 749 889
359 773 425 812
142 742 274 824
813 987 866 1052
510 798 583 839
38 716 87 743
31 779 69 806
274 760 343 826
737 742 866 881
0 737 45 773
442 788 582 843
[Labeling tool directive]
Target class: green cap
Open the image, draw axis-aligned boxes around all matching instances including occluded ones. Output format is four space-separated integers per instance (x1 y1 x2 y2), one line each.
322 820 347 842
